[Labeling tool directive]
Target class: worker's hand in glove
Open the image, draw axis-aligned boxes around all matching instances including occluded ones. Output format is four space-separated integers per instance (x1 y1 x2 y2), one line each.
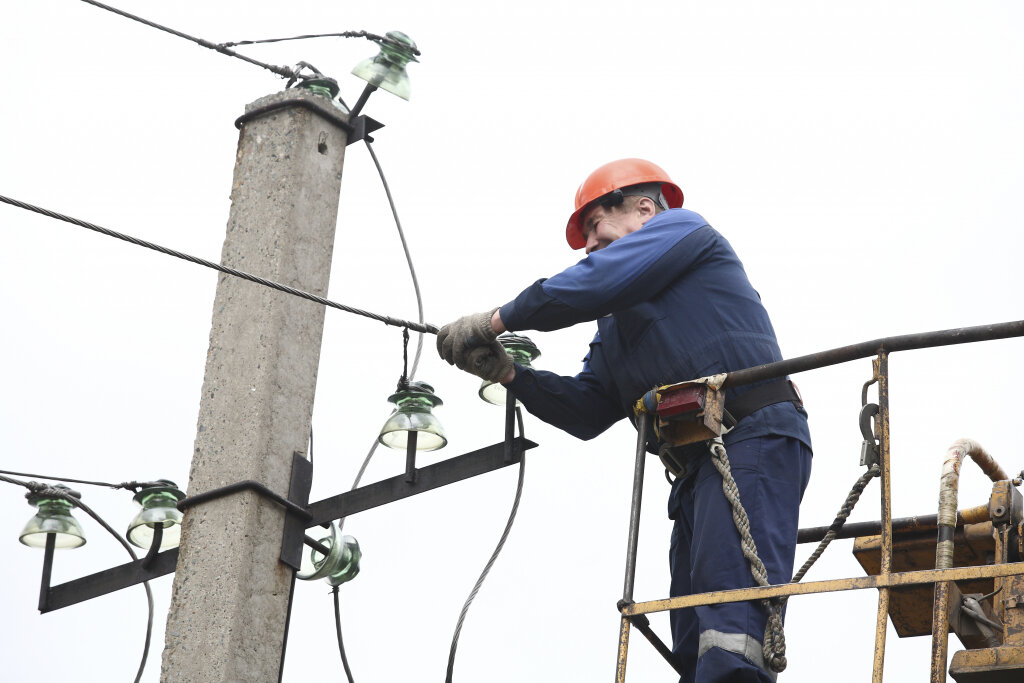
463 341 515 383
436 310 499 368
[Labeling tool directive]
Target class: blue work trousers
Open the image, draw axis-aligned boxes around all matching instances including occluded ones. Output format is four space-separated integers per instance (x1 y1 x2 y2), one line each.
668 435 812 683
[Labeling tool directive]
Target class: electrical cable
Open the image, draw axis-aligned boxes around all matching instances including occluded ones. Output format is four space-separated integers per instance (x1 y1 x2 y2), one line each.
445 407 527 683
0 474 154 683
80 0 300 81
0 469 165 492
339 139 428 527
0 194 438 335
365 140 427 377
329 139 430 680
219 30 420 56
0 469 122 489
332 586 356 683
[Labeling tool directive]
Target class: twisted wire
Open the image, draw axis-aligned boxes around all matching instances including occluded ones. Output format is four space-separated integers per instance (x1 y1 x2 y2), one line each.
400 328 411 386
0 468 164 492
708 441 787 673
1 474 154 683
792 464 880 583
81 0 299 80
221 30 420 56
0 194 438 335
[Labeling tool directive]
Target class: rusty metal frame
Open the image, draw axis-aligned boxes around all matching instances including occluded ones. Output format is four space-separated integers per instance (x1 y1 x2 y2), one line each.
613 319 1024 682
619 563 1024 614
874 352 894 680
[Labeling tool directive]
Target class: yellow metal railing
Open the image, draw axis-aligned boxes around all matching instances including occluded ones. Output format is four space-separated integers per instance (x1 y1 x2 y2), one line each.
613 320 1024 682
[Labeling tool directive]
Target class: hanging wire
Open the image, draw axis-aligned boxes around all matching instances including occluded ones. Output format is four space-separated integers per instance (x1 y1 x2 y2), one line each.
332 586 357 683
340 139 429 521
0 194 438 335
400 327 411 388
365 140 427 375
330 141 431 680
446 407 527 682
0 474 154 683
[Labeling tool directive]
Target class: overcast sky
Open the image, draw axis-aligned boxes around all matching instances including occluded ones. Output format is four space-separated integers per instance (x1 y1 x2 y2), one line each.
2 2 1023 681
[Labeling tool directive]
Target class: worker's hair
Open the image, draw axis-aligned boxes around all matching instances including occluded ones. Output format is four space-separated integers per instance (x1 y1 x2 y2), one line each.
615 182 669 215
619 193 666 215
585 183 668 227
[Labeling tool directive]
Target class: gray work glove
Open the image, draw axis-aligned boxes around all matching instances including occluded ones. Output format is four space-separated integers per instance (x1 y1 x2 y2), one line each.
464 341 514 383
436 309 499 368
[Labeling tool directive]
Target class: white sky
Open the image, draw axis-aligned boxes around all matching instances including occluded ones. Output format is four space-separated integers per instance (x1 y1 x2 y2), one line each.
1 1 1023 681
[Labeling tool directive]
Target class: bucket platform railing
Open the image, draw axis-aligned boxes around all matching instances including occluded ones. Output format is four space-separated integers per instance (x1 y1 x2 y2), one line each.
614 319 1024 682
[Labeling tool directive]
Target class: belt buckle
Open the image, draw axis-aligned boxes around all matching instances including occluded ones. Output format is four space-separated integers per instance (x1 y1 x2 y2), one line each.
659 443 702 481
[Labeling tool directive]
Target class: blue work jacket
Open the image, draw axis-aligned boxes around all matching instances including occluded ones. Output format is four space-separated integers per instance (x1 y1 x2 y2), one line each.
500 208 811 452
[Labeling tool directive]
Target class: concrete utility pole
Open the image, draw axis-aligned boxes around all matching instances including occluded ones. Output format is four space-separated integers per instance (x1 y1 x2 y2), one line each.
161 88 349 682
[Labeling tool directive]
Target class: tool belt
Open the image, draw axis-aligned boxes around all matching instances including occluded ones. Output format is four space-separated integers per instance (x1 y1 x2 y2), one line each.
658 379 802 479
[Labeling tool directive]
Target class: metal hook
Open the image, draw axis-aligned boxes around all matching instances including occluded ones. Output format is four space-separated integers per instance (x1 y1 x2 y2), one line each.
859 403 880 468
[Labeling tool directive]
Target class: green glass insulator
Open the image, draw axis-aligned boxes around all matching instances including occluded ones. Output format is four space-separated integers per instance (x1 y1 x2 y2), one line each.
351 31 419 100
20 486 86 549
379 380 447 451
297 523 361 586
126 480 186 550
479 334 541 406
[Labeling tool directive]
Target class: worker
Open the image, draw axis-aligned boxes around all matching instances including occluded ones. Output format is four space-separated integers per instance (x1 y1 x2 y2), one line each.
436 158 812 683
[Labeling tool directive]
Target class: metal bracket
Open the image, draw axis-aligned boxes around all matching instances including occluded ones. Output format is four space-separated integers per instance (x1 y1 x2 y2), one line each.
616 598 685 676
306 436 538 527
35 425 539 612
36 454 315 612
175 454 314 571
233 98 384 146
346 115 385 145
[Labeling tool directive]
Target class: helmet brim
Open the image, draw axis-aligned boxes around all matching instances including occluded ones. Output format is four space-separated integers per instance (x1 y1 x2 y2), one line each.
565 182 683 250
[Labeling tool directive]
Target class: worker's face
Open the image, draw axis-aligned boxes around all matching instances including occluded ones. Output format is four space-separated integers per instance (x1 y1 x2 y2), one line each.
581 198 654 254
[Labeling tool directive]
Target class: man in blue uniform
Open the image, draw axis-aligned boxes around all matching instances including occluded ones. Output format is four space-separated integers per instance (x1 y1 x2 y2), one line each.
437 159 812 682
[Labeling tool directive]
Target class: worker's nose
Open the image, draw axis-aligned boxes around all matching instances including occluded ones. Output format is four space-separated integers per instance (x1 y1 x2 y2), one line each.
585 232 599 255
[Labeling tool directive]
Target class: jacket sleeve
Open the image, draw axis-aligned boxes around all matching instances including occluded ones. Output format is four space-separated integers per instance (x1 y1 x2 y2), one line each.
504 336 626 440
500 210 711 332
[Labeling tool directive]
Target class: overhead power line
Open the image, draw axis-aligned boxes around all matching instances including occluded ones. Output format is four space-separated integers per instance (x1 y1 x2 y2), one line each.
0 194 439 334
0 469 163 492
80 2 421 81
80 0 300 80
219 31 422 56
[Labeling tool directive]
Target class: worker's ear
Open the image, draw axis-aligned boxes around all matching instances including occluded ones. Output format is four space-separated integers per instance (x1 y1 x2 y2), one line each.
635 196 657 220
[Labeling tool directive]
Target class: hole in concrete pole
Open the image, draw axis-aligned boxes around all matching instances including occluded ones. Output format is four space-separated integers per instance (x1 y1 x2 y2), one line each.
318 132 328 154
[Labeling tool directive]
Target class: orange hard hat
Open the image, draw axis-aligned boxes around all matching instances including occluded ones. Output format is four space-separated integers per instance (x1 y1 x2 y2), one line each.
565 158 683 250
